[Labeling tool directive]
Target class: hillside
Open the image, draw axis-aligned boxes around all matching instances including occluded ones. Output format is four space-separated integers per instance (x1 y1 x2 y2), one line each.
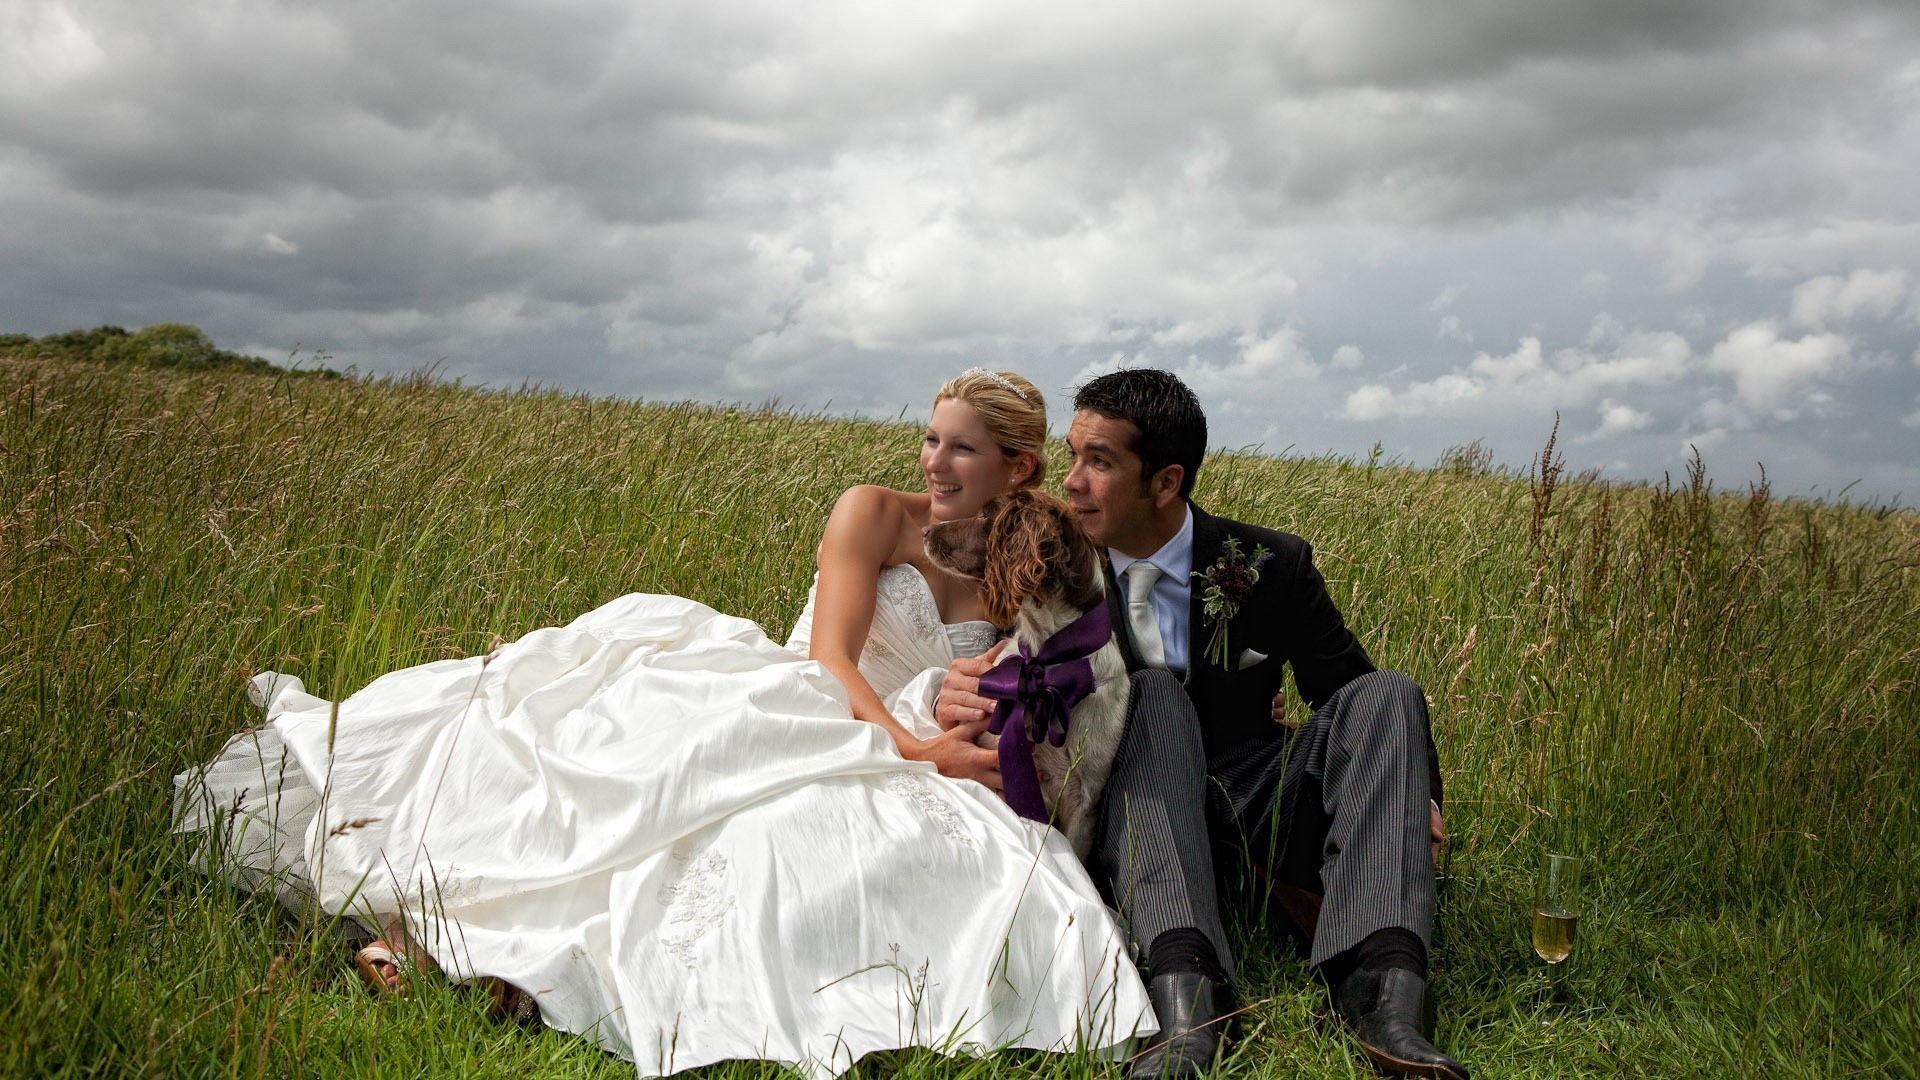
2 356 1915 1078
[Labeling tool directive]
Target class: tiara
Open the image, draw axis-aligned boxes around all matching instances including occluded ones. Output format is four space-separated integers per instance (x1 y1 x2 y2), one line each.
960 367 1032 404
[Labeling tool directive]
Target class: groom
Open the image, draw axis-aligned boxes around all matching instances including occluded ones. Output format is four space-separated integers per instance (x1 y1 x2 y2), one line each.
936 369 1468 1080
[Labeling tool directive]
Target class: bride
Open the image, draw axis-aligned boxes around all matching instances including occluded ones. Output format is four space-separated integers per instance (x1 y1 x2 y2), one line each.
173 369 1155 1078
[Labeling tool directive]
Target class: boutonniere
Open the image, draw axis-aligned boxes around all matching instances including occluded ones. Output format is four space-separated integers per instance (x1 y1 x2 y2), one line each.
1192 537 1272 670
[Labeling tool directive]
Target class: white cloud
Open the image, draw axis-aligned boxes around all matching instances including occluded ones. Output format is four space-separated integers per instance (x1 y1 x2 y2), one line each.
1339 330 1690 420
1683 427 1731 455
1230 325 1318 379
1343 383 1402 422
1703 320 1857 417
1789 268 1912 327
1584 313 1625 346
1467 336 1546 382
1589 398 1653 439
1343 370 1482 420
1331 344 1364 369
1176 325 1319 404
1436 314 1472 343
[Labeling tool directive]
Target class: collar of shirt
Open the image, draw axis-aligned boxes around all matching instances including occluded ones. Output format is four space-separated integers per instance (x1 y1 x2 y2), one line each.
1108 506 1195 672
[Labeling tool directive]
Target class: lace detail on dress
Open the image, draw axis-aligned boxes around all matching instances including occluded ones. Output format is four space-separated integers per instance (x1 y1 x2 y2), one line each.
875 565 945 649
944 621 999 659
863 634 901 665
659 848 734 968
883 771 976 849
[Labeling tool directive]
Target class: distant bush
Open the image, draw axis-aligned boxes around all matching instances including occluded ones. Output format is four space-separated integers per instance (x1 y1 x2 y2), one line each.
0 323 339 377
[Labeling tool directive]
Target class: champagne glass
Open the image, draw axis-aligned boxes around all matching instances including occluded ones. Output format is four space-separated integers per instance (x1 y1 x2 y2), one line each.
1532 853 1582 965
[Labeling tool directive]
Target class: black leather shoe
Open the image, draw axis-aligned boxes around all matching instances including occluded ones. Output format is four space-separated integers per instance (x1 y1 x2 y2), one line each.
1332 968 1470 1080
1130 972 1233 1079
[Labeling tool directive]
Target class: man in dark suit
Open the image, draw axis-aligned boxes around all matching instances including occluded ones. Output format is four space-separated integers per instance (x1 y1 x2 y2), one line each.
938 369 1467 1080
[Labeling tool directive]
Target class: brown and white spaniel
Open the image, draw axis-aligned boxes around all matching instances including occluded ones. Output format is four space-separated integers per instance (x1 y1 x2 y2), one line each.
924 489 1129 858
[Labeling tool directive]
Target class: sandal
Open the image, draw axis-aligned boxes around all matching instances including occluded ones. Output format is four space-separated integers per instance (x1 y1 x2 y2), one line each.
483 978 541 1027
353 941 410 996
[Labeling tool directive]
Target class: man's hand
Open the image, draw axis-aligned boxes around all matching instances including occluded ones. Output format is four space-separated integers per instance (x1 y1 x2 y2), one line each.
1431 804 1445 863
1271 688 1297 728
934 640 1010 731
906 721 1002 789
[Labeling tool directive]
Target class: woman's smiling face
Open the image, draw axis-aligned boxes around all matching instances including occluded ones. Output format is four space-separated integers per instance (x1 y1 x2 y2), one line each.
921 398 1028 522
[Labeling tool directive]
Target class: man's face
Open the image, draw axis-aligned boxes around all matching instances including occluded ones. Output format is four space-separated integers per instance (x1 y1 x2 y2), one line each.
1062 409 1166 554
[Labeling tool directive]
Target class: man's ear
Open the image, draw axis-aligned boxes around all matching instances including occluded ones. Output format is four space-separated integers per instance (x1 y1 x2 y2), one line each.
1149 464 1185 509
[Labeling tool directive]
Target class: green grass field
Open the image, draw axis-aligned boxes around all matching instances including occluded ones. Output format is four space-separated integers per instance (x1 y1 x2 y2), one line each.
2 357 1915 1078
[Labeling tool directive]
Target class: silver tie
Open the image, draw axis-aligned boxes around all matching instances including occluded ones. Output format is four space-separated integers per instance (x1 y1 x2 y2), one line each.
1124 561 1167 670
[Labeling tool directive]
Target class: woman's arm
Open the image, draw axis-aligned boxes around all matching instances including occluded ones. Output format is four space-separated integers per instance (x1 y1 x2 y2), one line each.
810 485 915 744
811 486 1001 786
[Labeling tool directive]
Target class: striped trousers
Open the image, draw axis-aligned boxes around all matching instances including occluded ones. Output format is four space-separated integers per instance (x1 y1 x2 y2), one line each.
1093 669 1437 977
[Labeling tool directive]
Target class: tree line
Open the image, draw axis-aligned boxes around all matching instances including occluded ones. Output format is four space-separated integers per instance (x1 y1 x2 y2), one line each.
0 323 339 378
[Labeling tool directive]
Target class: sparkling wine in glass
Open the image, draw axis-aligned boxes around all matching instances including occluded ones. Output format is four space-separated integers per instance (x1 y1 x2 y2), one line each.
1532 853 1582 964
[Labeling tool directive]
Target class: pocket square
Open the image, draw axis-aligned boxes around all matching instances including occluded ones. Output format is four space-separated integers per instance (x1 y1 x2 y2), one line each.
1236 649 1269 669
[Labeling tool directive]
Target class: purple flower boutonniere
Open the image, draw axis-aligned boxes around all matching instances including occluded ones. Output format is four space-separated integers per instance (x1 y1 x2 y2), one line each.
1192 537 1272 670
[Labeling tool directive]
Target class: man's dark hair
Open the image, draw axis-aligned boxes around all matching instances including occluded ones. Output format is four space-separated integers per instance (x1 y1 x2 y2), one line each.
1072 369 1207 499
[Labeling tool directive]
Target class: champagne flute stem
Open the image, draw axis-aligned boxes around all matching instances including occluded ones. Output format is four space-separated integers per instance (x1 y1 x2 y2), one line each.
1548 953 1570 1005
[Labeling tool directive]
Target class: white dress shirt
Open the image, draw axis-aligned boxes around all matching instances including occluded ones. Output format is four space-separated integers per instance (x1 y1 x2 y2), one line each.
1108 506 1195 674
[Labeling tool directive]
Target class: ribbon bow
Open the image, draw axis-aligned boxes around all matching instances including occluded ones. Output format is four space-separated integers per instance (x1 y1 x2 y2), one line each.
976 604 1112 824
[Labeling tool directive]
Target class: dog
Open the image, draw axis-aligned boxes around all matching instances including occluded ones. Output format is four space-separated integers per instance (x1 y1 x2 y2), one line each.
923 489 1129 859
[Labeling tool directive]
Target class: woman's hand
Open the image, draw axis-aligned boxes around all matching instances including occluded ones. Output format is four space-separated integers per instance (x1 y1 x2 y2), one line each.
903 720 1003 790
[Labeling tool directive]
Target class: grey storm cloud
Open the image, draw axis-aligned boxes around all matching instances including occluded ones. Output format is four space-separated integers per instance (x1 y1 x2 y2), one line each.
3 0 1918 499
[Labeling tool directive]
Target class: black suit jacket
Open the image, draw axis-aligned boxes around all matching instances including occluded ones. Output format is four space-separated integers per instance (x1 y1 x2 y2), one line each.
1106 504 1443 808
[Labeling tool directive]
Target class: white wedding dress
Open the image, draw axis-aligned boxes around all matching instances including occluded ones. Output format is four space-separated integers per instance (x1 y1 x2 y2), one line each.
174 565 1154 1078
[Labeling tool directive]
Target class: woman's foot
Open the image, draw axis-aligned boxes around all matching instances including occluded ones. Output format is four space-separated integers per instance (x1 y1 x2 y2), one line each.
352 941 409 996
353 918 435 997
483 978 541 1027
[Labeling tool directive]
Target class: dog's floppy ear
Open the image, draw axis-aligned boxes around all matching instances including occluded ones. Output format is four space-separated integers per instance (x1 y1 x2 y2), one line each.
925 511 990 579
981 492 1048 627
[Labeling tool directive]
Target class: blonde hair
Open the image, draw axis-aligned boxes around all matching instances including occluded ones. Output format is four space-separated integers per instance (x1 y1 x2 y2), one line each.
935 369 1048 486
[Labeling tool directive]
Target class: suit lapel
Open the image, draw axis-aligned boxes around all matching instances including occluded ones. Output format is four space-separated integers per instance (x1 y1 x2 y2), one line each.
1186 505 1225 683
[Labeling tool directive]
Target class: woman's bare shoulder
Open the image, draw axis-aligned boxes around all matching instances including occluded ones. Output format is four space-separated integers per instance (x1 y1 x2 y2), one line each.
822 486 928 562
830 484 901 513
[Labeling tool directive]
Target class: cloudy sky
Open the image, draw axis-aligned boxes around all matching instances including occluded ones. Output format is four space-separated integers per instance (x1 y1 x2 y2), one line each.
6 0 1919 501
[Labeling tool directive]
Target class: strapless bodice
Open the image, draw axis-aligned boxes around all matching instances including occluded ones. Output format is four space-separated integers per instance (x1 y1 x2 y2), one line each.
784 564 997 699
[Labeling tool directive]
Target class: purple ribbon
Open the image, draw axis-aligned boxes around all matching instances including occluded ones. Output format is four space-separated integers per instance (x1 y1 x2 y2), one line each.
976 604 1113 824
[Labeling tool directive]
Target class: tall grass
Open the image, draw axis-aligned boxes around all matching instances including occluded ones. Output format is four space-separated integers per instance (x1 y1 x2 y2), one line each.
2 358 1914 1078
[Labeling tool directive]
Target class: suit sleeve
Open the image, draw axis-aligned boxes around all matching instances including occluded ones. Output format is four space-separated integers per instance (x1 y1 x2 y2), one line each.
1280 542 1445 809
1281 540 1374 710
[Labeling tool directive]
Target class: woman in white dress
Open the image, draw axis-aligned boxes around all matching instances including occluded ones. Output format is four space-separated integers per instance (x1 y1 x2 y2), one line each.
173 369 1154 1079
